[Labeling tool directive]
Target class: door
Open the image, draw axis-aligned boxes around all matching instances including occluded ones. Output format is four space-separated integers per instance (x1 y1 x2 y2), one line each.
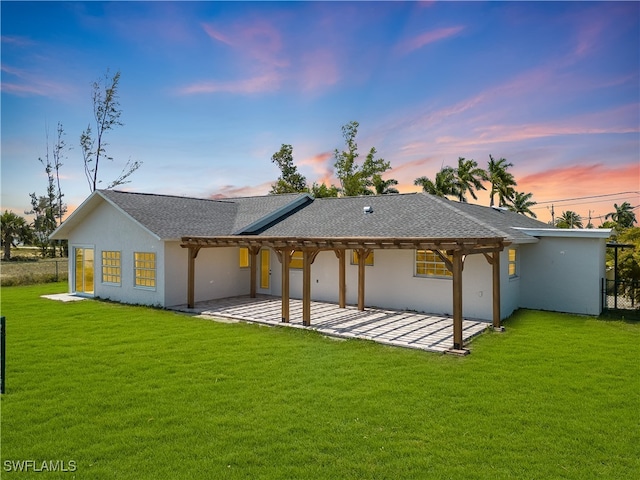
74 247 94 295
260 248 271 292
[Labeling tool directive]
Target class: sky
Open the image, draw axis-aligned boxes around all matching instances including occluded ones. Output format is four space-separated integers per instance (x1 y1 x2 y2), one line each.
1 0 639 227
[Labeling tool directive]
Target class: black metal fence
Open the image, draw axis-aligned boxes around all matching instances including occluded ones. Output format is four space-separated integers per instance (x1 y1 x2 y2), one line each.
603 279 640 311
1 316 5 394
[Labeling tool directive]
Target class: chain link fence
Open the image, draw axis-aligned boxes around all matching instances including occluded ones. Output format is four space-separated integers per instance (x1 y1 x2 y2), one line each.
603 279 640 311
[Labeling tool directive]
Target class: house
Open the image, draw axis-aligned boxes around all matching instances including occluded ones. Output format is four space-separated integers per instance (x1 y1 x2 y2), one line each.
51 190 610 348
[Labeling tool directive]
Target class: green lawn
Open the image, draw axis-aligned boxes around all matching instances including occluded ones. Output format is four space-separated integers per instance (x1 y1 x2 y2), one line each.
1 283 639 479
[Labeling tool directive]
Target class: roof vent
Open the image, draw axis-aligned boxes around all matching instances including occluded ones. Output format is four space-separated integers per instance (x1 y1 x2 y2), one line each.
363 205 374 214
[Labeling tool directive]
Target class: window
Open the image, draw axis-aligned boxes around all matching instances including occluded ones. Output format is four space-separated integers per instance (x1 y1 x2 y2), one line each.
101 251 121 284
508 248 518 277
415 250 452 278
351 250 374 266
239 247 250 268
134 252 156 288
290 250 304 269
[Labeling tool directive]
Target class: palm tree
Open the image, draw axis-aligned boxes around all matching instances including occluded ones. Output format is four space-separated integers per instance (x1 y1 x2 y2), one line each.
372 174 399 195
555 210 583 229
414 167 460 199
1 210 32 260
454 157 487 202
508 191 537 218
487 155 516 207
605 202 637 230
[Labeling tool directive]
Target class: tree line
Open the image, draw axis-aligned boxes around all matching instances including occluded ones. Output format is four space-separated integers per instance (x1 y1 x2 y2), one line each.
270 121 540 218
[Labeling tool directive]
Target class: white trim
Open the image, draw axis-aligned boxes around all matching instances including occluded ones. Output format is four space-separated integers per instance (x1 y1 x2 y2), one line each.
512 227 612 239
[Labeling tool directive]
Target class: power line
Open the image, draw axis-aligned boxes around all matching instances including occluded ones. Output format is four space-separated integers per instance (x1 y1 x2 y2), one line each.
530 195 640 210
533 191 639 206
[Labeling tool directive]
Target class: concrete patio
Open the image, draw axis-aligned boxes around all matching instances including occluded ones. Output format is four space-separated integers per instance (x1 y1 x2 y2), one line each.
171 295 490 353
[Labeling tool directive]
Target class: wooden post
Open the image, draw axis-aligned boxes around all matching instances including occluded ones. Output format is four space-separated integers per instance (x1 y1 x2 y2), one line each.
492 251 501 330
302 249 312 326
249 246 259 298
357 249 369 311
483 250 503 331
335 250 346 308
452 250 464 350
281 249 292 323
187 246 200 309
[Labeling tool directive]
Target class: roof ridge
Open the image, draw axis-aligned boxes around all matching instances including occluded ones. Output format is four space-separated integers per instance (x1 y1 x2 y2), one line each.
313 192 419 201
101 189 236 204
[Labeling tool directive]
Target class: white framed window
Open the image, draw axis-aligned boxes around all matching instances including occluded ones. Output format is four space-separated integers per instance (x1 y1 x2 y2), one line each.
134 252 156 289
415 250 452 278
101 250 121 285
508 248 518 278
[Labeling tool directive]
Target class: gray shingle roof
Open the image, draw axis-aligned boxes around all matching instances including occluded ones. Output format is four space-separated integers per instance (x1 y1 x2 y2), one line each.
257 193 547 241
98 190 311 240
75 190 548 242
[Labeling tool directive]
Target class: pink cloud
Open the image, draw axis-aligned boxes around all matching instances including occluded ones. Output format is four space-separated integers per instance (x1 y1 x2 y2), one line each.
1 35 33 47
178 72 283 95
1 64 72 98
209 181 273 199
202 19 288 68
519 163 639 200
178 19 292 96
435 103 639 148
299 49 340 92
396 26 465 55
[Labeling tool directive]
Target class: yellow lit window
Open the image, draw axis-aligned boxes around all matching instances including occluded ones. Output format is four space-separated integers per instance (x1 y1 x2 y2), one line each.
290 250 304 269
508 248 517 277
239 247 250 268
415 250 452 278
134 252 156 288
351 250 374 266
101 251 121 284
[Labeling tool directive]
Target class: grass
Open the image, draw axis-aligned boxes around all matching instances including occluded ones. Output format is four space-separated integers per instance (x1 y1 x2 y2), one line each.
1 283 639 479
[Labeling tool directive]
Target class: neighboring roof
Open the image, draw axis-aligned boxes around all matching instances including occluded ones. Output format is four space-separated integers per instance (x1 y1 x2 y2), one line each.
512 227 612 239
51 189 554 243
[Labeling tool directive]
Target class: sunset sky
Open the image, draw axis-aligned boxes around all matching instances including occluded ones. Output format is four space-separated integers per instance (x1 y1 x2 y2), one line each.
2 1 638 227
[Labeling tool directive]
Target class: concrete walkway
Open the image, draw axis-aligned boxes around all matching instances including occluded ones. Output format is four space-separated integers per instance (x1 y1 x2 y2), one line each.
171 295 489 353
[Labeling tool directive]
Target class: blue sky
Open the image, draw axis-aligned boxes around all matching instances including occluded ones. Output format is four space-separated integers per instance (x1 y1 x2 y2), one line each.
2 1 638 225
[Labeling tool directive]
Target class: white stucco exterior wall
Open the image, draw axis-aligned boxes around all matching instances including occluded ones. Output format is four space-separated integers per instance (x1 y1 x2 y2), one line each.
519 236 606 315
501 246 522 320
164 244 251 307
66 200 166 306
268 248 499 321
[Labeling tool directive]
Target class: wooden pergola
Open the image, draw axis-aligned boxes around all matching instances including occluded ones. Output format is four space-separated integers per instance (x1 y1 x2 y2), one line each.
181 235 510 352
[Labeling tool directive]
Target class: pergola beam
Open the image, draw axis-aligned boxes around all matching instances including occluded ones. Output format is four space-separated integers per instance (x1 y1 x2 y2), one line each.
181 235 509 254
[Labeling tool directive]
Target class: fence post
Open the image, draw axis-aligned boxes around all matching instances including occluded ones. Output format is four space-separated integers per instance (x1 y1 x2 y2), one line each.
1 316 5 394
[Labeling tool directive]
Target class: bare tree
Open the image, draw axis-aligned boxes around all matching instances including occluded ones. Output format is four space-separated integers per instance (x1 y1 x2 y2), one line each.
81 69 141 192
